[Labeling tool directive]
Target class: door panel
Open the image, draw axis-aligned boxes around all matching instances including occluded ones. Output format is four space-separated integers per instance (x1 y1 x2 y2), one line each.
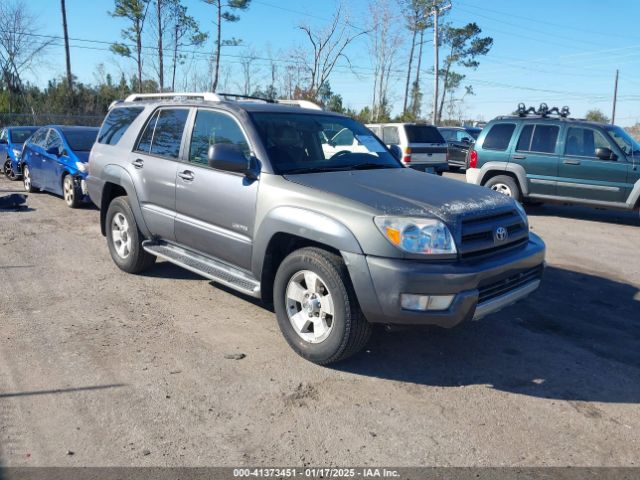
130 108 190 241
510 123 560 196
43 129 63 192
558 126 628 202
175 109 257 270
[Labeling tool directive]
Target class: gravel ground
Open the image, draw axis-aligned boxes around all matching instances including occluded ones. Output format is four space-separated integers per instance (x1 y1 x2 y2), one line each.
0 172 639 467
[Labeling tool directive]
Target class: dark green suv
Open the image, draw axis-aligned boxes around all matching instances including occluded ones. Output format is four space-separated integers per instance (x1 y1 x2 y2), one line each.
466 106 640 211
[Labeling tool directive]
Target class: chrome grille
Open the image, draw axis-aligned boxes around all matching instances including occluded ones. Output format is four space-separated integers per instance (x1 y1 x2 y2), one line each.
459 209 528 258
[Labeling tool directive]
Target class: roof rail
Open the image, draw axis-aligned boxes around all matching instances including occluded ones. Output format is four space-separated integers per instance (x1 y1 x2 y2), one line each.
277 99 323 110
124 92 222 103
217 92 274 103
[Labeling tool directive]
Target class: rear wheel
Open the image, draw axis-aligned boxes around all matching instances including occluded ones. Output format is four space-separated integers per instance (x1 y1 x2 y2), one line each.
106 196 156 273
484 175 521 201
273 247 371 365
63 174 82 208
23 165 34 192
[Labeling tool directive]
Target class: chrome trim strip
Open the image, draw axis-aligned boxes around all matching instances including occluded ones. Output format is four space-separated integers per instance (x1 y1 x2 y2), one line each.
556 181 620 192
473 279 540 321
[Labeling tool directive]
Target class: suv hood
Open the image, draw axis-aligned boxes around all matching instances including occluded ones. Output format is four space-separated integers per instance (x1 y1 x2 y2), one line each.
285 168 516 224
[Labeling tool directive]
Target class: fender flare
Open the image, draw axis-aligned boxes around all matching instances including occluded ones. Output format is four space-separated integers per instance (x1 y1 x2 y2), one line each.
477 161 530 196
626 178 640 209
99 164 151 237
251 206 363 277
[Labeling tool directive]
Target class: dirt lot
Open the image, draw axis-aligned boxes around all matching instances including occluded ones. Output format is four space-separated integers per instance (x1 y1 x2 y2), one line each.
1 171 639 467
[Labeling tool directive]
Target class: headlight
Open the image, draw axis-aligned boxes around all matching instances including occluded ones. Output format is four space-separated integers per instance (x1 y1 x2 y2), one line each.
514 201 529 229
75 161 87 172
12 148 21 158
374 217 457 255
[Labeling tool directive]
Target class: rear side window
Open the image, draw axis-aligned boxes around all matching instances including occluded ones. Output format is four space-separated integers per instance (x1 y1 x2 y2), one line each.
404 125 445 144
482 123 516 151
98 107 144 145
135 108 189 159
382 126 400 144
516 124 559 154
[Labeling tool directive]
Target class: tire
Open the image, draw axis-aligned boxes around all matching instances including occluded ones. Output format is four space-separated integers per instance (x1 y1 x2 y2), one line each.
62 174 82 209
23 165 35 192
105 196 156 273
273 247 372 365
3 158 12 179
484 175 521 201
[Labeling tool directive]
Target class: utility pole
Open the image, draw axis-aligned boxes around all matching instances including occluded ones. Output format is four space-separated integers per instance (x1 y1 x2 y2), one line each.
432 1 451 125
611 69 619 125
60 0 72 89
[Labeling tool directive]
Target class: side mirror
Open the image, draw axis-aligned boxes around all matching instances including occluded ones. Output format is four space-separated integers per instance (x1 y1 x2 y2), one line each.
207 143 252 175
595 147 617 161
46 146 61 156
389 144 403 161
461 137 471 144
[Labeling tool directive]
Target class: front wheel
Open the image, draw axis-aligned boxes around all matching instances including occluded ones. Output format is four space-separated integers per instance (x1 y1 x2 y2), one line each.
3 159 13 179
23 165 35 192
106 196 156 273
484 175 521 201
273 247 372 365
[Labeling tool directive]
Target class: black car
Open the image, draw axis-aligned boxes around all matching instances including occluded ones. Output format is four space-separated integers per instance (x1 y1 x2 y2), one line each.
438 126 482 169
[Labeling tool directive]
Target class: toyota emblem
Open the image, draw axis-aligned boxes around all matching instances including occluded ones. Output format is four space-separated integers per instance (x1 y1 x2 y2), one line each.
495 226 508 242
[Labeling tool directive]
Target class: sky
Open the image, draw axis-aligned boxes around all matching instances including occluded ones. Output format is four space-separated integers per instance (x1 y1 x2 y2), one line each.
16 0 640 126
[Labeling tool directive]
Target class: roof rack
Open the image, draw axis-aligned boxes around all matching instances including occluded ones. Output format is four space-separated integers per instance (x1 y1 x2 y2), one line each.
277 99 323 110
121 92 323 110
124 92 222 103
516 102 570 118
216 92 274 103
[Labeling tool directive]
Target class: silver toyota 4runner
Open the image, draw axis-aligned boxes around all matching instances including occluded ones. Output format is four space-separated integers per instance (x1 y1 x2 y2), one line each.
87 93 545 365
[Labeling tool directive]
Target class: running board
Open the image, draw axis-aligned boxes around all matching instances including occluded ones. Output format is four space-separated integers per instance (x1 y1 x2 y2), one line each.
142 241 261 298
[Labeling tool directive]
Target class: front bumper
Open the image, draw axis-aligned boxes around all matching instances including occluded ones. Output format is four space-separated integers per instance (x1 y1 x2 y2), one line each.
344 233 545 328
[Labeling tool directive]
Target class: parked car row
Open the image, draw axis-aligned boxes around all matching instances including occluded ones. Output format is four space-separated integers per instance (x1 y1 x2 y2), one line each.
1 125 99 208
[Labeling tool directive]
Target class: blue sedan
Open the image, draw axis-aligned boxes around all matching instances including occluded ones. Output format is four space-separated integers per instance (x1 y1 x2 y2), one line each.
1 126 39 180
22 126 99 208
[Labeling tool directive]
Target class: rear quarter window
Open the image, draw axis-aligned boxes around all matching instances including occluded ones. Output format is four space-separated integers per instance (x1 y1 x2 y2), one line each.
404 125 445 143
98 107 144 145
482 123 516 151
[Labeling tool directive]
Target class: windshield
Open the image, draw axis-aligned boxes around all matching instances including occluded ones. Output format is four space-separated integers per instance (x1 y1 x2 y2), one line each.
63 129 98 151
250 113 401 174
404 125 445 144
10 127 38 144
604 125 640 156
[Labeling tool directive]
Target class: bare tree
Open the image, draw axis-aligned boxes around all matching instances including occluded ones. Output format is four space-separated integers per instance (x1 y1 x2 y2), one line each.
0 0 52 113
400 0 429 115
201 0 251 92
236 48 259 95
368 0 403 122
297 4 367 100
110 0 150 93
167 2 207 92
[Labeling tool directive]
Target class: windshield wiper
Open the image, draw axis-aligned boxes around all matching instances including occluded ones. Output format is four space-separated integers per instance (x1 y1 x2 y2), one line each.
349 163 394 170
284 167 341 174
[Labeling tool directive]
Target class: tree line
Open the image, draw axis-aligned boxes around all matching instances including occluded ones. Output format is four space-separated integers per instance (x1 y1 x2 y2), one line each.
0 0 494 125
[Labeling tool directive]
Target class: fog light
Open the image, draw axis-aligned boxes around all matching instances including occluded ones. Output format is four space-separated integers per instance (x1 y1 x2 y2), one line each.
400 294 454 311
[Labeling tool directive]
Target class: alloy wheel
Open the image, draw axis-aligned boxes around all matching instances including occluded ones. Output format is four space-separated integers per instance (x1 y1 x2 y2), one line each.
111 212 132 259
490 182 513 197
285 270 335 344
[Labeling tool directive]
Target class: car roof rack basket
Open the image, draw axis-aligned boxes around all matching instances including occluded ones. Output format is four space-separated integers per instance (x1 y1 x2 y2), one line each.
516 102 570 118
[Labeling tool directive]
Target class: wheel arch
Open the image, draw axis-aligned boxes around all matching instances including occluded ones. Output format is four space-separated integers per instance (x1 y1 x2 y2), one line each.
98 165 150 237
478 161 529 196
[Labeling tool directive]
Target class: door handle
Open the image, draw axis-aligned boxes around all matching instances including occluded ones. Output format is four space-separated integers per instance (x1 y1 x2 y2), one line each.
563 159 581 165
131 159 144 169
512 155 526 160
178 170 195 181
